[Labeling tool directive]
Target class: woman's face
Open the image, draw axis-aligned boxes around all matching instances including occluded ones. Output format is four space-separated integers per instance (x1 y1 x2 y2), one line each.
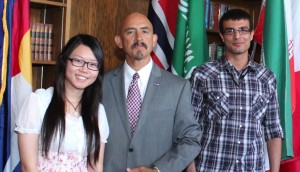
64 44 99 91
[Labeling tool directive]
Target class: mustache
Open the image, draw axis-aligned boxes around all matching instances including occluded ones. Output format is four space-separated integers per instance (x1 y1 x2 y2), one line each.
132 41 147 49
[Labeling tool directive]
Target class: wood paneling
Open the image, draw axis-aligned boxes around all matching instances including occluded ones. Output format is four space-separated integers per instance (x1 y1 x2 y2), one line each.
69 0 149 72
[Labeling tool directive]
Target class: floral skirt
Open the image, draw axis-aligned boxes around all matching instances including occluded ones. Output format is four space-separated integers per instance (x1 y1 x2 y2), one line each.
37 151 87 172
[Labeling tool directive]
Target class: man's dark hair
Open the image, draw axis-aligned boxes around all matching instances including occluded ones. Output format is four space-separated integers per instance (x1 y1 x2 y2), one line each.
219 9 253 34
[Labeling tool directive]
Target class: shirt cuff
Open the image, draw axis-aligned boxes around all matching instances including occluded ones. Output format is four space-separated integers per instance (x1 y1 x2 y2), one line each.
153 166 160 172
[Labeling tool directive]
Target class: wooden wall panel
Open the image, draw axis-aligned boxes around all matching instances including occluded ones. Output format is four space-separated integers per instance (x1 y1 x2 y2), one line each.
69 0 149 72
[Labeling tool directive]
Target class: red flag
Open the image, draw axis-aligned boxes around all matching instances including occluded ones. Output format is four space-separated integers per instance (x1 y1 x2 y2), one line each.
253 1 265 45
290 0 300 158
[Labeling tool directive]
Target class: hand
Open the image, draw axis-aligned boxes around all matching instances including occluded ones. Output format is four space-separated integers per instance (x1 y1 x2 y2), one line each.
185 161 196 172
126 166 157 172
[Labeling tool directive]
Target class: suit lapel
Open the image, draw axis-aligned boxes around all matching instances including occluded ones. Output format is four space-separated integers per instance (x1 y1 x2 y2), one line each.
110 66 132 138
133 64 162 138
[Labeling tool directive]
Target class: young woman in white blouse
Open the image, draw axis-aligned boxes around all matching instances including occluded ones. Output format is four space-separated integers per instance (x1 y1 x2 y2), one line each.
15 34 109 172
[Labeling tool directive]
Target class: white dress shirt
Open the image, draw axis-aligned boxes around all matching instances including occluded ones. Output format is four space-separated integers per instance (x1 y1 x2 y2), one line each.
124 59 153 100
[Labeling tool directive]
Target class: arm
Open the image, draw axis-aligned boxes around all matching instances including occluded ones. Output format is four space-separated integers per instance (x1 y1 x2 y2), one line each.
153 80 201 171
18 133 39 172
267 138 282 172
263 76 283 172
185 161 196 172
88 142 105 172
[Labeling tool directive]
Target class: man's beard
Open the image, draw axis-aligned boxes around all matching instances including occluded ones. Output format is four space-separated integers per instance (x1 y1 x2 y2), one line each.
132 41 147 60
133 50 144 60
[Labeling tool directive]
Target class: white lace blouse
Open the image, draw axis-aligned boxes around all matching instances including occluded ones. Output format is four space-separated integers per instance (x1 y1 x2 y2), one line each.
15 87 109 157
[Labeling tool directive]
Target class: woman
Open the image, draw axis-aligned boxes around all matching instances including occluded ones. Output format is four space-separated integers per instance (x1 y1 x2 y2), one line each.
15 34 108 172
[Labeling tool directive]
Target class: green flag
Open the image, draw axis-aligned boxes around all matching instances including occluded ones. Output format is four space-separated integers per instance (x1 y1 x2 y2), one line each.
172 0 209 79
264 0 293 159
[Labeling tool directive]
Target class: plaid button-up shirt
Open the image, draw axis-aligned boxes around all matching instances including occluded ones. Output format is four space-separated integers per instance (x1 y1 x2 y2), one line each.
190 57 284 172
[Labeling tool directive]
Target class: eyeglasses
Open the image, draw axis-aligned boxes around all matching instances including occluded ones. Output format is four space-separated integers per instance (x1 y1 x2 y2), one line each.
223 27 252 35
67 58 100 71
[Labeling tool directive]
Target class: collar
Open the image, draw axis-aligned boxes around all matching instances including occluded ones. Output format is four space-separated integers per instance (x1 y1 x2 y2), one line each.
220 55 257 73
124 59 153 85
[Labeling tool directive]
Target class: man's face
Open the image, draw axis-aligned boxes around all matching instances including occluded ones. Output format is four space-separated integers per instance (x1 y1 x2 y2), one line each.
220 19 254 56
115 13 157 62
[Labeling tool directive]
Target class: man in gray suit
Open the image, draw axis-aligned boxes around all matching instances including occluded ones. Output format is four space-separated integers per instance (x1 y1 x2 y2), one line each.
102 12 201 172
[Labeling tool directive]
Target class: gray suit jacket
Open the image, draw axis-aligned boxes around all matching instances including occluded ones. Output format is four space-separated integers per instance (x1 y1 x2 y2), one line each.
103 63 200 172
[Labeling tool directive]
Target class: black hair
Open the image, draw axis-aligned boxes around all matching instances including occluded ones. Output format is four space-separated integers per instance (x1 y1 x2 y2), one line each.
219 9 253 34
40 34 104 167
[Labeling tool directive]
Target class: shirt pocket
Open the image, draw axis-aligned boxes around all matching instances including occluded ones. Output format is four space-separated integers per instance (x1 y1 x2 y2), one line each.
251 94 270 121
206 91 229 121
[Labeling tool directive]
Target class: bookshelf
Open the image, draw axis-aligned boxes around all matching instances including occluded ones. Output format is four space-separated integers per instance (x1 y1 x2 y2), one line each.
30 0 71 90
205 0 262 61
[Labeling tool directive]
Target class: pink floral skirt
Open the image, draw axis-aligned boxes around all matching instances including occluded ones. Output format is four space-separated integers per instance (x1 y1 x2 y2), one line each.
37 151 87 172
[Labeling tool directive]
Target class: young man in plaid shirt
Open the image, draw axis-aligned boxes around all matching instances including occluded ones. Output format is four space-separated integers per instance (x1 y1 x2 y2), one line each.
189 9 283 172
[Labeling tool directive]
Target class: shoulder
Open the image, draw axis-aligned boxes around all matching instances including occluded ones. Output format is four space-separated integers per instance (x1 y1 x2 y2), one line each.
251 61 277 84
15 87 54 134
33 87 54 106
158 67 190 87
103 65 123 80
35 86 54 97
191 60 220 80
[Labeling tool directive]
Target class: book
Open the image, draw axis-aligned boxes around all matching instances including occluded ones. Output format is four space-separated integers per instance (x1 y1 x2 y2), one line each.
43 24 49 60
39 23 45 60
47 24 53 61
30 23 36 60
34 23 41 60
213 3 220 30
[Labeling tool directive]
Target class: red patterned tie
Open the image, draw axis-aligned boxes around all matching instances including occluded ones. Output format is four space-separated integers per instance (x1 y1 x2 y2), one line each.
127 73 142 134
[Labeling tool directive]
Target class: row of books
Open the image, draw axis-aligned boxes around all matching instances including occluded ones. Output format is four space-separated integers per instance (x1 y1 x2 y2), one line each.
30 23 53 61
204 0 230 30
209 42 225 61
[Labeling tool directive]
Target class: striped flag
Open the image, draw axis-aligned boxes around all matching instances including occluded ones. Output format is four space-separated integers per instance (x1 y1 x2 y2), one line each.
147 0 178 70
148 0 208 79
263 0 294 160
1 0 32 171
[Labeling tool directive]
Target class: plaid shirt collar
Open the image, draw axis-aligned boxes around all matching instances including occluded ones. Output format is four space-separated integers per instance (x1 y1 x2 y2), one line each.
219 55 257 73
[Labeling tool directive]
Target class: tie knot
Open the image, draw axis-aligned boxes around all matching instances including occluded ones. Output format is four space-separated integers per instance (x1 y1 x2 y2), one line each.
133 73 139 80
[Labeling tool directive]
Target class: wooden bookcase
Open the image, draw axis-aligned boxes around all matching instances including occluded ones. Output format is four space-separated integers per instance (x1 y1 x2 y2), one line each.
30 0 71 91
206 0 262 62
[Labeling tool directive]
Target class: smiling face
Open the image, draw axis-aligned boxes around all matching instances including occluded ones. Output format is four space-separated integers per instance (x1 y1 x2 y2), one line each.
115 13 157 68
219 19 254 58
65 44 99 91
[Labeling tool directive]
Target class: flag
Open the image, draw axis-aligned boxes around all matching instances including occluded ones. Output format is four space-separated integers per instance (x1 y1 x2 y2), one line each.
263 0 294 160
148 0 178 70
1 0 13 170
291 0 300 158
1 0 32 171
276 0 300 168
253 1 265 46
0 0 9 169
148 0 209 78
172 0 209 79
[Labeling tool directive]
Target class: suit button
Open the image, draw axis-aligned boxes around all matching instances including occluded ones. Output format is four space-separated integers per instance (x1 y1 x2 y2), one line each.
129 148 134 152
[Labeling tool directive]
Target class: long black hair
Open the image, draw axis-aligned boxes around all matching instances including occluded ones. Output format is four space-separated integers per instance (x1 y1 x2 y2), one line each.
40 34 104 167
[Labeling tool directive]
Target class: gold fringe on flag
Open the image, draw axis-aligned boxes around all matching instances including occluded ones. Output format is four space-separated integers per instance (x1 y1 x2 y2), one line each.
0 0 9 105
